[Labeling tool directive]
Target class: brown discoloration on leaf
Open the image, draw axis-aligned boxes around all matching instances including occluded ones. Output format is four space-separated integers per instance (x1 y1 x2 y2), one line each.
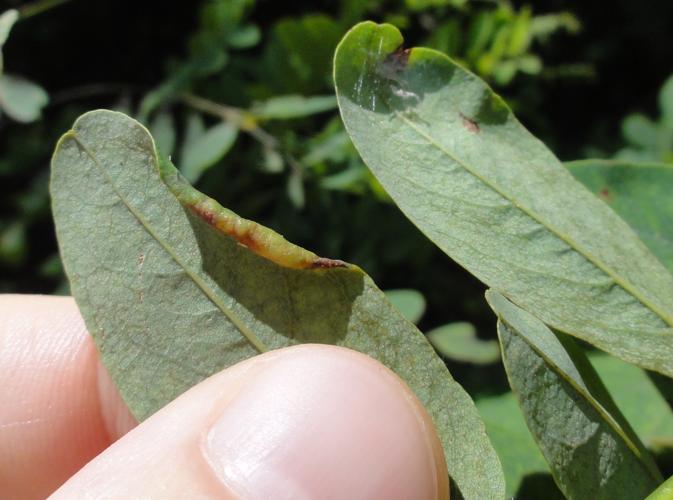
310 257 349 269
460 113 480 134
190 203 259 252
189 203 217 226
599 187 612 202
185 194 347 271
390 45 411 67
381 45 412 81
234 225 262 253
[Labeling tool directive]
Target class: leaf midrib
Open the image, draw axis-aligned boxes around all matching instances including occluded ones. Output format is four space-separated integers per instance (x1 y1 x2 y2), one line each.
70 132 268 354
390 109 673 330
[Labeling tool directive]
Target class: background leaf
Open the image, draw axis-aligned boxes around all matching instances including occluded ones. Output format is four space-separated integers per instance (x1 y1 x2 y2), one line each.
0 8 18 73
476 391 563 498
661 75 673 129
51 110 505 499
286 169 305 209
149 110 177 158
646 474 673 500
589 353 673 447
0 73 48 123
334 21 673 377
384 288 426 324
180 121 238 183
486 290 662 499
567 159 673 274
426 322 500 364
251 94 338 120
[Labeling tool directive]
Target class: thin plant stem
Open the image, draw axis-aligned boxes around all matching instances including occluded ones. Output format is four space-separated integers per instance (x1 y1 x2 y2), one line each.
181 93 279 150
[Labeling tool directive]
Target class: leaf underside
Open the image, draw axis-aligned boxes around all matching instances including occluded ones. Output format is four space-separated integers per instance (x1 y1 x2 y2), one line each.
50 110 505 500
567 159 673 275
334 22 673 377
487 291 662 499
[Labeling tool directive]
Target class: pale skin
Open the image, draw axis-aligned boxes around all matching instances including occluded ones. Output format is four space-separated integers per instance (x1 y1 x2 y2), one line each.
0 295 449 499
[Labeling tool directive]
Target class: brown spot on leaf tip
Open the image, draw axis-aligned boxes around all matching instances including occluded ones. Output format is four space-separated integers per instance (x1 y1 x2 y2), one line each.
599 187 612 201
310 257 348 269
384 45 411 73
460 113 480 134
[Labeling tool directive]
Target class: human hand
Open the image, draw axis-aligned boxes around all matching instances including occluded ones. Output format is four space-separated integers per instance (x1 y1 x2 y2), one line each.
0 295 448 499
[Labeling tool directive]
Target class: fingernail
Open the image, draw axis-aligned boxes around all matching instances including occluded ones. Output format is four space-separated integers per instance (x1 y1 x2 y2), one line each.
202 346 442 500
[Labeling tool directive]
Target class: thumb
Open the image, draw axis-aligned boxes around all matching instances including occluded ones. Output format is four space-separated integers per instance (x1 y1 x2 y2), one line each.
51 344 448 499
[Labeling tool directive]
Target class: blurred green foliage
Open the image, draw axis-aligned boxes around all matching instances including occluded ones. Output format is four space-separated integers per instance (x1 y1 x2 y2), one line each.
616 74 673 165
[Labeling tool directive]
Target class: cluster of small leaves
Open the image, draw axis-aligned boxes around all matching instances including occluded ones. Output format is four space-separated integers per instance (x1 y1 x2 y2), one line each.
424 4 581 85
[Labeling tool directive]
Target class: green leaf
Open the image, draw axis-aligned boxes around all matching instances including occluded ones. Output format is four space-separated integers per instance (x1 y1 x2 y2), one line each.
183 112 206 146
0 73 48 123
589 352 673 446
50 109 505 499
320 163 369 192
286 170 305 209
0 221 26 266
506 6 532 57
426 322 500 364
486 290 662 499
492 60 517 85
466 11 496 61
425 19 462 57
149 110 176 158
301 129 351 167
264 15 342 95
0 9 18 73
227 24 260 49
647 474 673 500
252 94 338 120
404 0 467 10
529 12 581 39
334 22 673 377
517 54 542 75
0 9 18 46
659 74 673 129
180 121 238 183
622 114 660 148
261 147 284 173
476 391 563 498
567 159 673 274
384 288 426 324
